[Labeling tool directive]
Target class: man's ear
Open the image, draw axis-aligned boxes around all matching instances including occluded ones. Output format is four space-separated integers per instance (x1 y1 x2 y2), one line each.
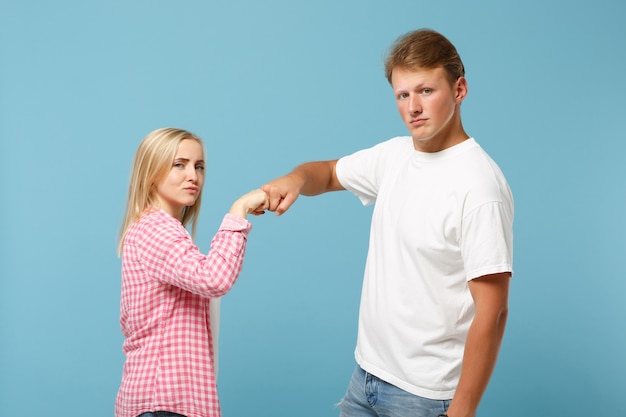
455 76 468 102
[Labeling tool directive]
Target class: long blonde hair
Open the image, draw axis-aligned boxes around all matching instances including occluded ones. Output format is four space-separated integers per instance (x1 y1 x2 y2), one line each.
118 128 205 255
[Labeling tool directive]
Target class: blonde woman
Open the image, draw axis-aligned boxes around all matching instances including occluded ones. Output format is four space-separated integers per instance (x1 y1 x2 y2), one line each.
115 128 267 417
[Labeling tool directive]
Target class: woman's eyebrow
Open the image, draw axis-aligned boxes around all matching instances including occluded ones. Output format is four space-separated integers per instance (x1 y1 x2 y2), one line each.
174 157 205 163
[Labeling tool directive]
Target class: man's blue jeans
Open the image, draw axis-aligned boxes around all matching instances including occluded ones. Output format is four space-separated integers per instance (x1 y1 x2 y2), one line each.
338 366 450 417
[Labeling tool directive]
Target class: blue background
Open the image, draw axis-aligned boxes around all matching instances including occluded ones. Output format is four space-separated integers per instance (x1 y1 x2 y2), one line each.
1 1 624 416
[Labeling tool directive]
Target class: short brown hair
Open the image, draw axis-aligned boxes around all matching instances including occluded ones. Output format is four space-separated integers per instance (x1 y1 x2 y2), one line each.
384 29 465 85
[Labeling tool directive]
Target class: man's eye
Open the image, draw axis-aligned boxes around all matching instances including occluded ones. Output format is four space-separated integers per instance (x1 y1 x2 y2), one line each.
398 93 409 99
422 89 432 94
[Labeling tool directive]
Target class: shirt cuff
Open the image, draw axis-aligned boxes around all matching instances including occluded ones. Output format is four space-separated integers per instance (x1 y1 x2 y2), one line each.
220 213 252 233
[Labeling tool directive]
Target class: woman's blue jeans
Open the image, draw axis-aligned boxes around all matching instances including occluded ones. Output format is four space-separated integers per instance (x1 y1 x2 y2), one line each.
338 366 450 417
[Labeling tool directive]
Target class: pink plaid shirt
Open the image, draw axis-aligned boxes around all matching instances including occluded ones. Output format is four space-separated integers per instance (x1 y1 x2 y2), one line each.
115 209 252 417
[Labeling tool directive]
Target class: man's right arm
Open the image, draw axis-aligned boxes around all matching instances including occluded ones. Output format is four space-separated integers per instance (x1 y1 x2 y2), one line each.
261 160 343 215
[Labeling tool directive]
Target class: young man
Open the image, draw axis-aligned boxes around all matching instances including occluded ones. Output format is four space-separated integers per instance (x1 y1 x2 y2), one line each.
261 29 513 417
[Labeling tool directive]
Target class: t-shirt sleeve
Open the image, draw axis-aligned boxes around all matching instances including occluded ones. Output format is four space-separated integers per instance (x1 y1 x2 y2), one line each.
461 201 514 281
336 137 409 206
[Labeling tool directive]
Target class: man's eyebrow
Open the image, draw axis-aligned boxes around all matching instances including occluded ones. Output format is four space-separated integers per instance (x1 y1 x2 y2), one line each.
394 83 429 94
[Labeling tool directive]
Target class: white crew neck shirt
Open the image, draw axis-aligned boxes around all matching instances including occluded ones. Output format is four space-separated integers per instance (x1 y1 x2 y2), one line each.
336 137 514 399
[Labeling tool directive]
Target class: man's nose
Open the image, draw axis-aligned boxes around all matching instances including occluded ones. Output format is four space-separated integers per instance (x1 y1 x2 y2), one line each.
409 96 422 114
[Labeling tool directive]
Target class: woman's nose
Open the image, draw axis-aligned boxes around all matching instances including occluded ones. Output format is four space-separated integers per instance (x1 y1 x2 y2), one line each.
187 167 198 182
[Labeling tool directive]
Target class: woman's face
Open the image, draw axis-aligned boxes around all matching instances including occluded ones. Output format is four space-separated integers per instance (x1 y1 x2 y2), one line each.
155 139 205 219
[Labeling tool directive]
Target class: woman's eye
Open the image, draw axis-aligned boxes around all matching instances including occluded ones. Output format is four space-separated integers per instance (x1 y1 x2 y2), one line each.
173 162 184 168
196 165 205 171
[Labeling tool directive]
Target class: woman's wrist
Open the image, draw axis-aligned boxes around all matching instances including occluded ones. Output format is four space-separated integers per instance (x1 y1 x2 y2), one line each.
228 202 247 219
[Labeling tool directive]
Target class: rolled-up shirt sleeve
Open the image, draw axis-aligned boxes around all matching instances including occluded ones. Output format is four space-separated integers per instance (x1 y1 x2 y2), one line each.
134 211 252 298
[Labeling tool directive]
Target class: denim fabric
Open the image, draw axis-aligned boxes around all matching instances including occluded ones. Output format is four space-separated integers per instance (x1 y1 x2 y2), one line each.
338 366 450 417
137 412 187 417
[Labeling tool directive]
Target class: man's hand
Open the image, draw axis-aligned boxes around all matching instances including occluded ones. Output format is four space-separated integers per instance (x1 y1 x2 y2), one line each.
261 160 342 215
261 173 305 216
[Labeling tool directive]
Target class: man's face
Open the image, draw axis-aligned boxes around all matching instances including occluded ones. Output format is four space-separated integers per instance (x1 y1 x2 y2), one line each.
391 66 467 152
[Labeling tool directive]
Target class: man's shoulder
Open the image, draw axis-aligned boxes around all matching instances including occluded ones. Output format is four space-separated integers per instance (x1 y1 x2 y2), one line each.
340 136 412 163
364 136 413 157
379 135 413 147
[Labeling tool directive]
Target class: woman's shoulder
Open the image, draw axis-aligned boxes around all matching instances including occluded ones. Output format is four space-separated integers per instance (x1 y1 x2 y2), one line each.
127 208 187 243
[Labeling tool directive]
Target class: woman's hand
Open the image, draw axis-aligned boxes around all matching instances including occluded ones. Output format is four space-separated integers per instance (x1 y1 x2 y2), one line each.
229 188 269 219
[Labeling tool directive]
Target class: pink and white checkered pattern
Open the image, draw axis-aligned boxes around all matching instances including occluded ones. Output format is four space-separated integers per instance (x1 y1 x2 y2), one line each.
115 209 251 417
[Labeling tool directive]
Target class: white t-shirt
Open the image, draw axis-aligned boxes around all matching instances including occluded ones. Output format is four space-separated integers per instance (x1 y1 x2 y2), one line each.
336 137 514 399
